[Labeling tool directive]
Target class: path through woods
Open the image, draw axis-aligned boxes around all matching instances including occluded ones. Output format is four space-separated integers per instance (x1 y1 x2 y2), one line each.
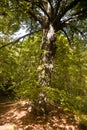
0 101 81 130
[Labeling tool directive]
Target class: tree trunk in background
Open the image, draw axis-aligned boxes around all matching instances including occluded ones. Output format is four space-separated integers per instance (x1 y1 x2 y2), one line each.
34 24 57 115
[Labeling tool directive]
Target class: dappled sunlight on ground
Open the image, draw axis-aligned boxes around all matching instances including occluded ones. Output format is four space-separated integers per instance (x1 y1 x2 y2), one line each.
0 101 80 130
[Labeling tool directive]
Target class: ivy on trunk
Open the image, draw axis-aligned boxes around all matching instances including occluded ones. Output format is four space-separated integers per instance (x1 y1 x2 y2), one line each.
34 24 57 115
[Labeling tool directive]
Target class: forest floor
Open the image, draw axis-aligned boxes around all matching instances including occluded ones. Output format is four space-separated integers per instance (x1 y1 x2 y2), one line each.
0 100 81 130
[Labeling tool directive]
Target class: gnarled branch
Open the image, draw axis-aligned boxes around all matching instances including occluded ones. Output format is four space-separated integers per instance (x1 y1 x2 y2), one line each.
55 0 80 21
62 28 72 46
0 30 41 49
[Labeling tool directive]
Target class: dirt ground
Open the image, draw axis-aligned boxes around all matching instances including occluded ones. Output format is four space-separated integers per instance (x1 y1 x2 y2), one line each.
0 101 81 130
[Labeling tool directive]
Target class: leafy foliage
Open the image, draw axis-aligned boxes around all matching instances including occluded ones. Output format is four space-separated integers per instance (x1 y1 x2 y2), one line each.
0 33 87 114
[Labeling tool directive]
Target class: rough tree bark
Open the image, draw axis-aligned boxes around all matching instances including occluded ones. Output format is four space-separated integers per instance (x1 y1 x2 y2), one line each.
31 24 57 115
39 25 56 87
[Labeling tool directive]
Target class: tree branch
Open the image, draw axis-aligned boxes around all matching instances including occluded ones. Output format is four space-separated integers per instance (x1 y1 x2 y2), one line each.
36 2 50 20
37 0 54 22
56 0 80 21
62 8 87 24
16 0 44 25
54 0 61 16
47 0 54 13
0 30 41 49
28 10 43 25
62 29 72 46
72 27 87 39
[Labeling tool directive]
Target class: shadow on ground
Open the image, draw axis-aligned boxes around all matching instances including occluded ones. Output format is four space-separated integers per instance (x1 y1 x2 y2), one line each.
0 101 81 130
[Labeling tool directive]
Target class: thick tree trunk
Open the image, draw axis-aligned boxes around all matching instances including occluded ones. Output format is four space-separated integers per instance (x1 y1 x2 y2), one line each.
39 24 56 87
29 24 57 115
33 24 57 115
